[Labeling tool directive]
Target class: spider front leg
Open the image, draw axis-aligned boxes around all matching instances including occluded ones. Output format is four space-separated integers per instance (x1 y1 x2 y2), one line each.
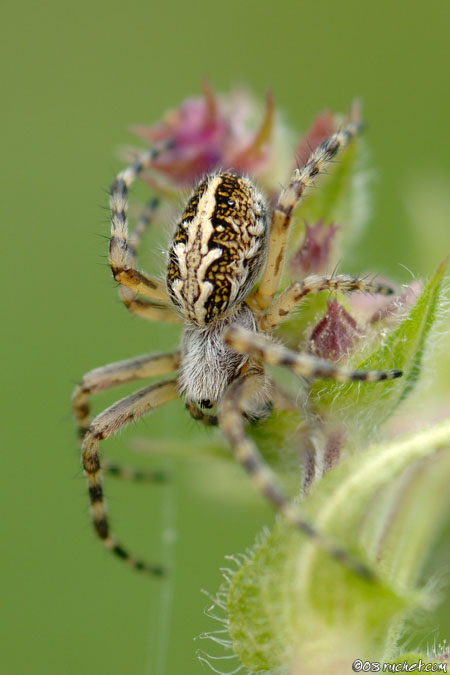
225 326 402 382
117 197 182 324
249 121 362 314
128 197 160 256
119 295 182 323
219 373 374 579
109 142 173 304
82 379 179 574
73 351 180 480
261 274 394 330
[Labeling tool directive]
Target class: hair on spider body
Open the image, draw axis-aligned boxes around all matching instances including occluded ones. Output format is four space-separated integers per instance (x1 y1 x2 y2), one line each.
178 302 261 408
73 118 402 580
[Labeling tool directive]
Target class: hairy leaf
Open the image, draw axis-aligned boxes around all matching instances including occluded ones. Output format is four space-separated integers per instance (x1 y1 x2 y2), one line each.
310 260 447 450
226 420 450 673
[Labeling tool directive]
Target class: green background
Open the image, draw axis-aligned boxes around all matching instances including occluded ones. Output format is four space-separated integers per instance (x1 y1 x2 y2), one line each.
2 0 449 673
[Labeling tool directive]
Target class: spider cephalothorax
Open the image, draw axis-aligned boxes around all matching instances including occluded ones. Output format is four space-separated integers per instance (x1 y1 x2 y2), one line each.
73 116 402 579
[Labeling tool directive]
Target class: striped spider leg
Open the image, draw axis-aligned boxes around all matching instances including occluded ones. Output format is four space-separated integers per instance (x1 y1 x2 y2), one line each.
260 274 395 330
73 350 180 468
117 197 182 324
248 120 362 315
225 325 402 383
220 327 402 578
81 379 179 574
109 141 181 323
220 372 372 579
73 353 180 573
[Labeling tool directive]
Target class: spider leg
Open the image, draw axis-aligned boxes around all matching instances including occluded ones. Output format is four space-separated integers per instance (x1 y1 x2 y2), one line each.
73 351 180 480
224 326 402 382
249 121 362 313
117 197 182 324
109 142 172 303
261 274 394 330
219 373 374 579
82 379 179 574
119 294 182 323
128 197 160 255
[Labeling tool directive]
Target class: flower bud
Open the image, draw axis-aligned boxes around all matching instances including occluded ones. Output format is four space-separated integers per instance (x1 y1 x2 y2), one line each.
309 299 361 361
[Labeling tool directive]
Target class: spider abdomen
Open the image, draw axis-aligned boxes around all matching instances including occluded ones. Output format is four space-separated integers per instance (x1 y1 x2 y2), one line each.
167 172 268 325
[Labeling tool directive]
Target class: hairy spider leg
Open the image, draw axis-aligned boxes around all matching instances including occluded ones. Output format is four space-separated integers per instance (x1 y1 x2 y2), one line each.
219 373 375 579
249 122 362 313
81 379 179 574
73 352 180 481
225 326 402 382
118 197 182 323
128 197 160 254
261 274 394 330
109 141 174 304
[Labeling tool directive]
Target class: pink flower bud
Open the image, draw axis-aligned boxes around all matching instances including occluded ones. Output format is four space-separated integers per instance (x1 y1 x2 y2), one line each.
131 83 276 188
309 299 361 361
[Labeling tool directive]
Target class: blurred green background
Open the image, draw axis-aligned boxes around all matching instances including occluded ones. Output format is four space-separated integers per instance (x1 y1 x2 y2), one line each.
2 0 449 673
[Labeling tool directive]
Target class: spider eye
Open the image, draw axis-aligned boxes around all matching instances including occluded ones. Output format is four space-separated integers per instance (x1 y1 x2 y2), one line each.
227 198 235 207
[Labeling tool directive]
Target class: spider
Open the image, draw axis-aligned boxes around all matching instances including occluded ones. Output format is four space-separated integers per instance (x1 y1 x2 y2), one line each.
72 119 402 579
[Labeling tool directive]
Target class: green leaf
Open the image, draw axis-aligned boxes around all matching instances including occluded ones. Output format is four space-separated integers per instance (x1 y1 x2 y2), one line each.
226 420 450 673
310 260 447 450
